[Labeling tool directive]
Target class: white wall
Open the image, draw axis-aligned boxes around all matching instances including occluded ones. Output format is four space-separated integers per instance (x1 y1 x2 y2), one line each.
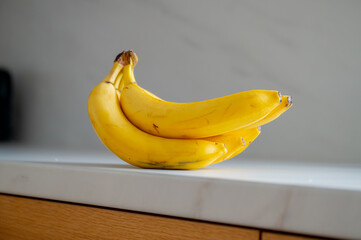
1 0 360 163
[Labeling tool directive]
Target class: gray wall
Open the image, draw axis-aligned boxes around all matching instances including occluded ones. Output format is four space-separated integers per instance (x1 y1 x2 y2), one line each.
1 0 361 163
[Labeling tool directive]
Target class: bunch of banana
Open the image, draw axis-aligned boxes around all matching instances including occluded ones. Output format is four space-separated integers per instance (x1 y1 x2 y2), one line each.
88 50 292 169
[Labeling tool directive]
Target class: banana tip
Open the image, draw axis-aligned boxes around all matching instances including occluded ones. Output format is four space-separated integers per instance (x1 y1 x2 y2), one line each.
286 96 293 107
278 91 282 103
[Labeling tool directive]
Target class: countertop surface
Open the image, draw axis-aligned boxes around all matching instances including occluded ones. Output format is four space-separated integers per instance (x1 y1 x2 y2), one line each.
1 145 361 239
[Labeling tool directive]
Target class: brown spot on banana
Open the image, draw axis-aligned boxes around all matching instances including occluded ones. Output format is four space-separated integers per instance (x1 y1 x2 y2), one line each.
153 123 160 134
204 118 210 125
225 103 232 112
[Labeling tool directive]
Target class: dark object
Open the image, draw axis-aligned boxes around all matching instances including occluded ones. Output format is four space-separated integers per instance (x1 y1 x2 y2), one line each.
0 69 12 140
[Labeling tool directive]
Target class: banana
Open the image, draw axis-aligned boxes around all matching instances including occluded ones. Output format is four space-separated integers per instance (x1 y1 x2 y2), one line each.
204 127 261 165
203 129 247 162
118 70 260 166
88 56 227 170
206 96 292 164
118 51 282 139
222 127 261 162
208 96 292 164
244 95 292 129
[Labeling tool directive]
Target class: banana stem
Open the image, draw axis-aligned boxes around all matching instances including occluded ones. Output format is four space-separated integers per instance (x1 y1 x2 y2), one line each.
111 50 138 87
103 50 138 85
103 62 122 84
114 72 123 90
118 80 125 92
121 65 136 85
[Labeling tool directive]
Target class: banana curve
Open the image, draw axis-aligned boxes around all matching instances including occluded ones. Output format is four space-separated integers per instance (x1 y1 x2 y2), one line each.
88 65 227 170
119 63 282 138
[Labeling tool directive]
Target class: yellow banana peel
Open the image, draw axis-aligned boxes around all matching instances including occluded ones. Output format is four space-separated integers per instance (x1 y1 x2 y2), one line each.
88 50 292 169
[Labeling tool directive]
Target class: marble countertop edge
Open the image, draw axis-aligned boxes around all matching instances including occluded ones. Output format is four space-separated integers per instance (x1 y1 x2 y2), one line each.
1 160 360 239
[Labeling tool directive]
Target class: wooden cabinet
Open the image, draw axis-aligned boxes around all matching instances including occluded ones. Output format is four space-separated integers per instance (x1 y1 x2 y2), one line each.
0 194 328 240
262 232 324 240
0 194 258 240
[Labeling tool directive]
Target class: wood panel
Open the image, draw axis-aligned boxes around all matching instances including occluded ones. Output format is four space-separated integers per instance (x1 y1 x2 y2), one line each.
262 231 326 240
0 194 259 240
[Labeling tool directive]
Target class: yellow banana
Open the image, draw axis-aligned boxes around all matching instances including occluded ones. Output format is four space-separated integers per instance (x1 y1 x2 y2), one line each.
118 51 282 138
223 127 261 162
205 127 261 165
206 96 292 164
207 96 292 164
213 96 292 162
211 94 291 137
203 129 247 163
88 56 227 170
244 95 292 129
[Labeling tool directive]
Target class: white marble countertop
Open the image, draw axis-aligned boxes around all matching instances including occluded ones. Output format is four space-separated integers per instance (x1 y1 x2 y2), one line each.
1 145 361 239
